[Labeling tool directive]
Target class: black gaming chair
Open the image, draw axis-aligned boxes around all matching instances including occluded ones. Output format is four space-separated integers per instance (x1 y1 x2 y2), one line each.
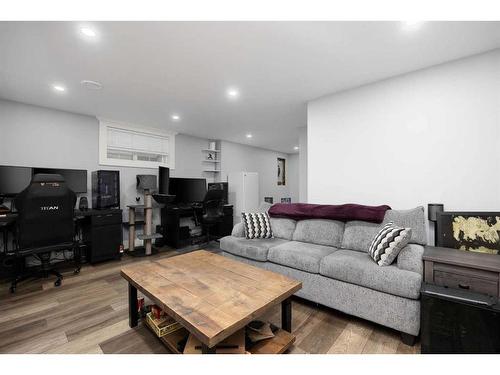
200 188 225 244
10 173 79 293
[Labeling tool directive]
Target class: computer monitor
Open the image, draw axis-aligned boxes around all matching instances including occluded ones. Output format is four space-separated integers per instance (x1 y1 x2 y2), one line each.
0 166 33 196
33 167 87 193
169 178 207 203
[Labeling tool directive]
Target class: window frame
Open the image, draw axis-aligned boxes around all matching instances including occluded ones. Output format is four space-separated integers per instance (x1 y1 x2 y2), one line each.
98 118 177 169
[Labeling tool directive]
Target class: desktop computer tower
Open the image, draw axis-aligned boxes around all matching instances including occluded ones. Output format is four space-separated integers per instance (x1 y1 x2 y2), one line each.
92 170 120 209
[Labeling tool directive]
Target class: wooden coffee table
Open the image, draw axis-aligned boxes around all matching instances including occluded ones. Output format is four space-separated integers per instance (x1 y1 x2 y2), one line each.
121 250 302 354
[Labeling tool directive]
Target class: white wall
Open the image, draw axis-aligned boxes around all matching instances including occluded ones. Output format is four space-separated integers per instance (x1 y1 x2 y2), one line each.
0 99 208 210
298 126 308 202
308 49 500 243
0 99 299 241
288 153 300 203
220 140 293 205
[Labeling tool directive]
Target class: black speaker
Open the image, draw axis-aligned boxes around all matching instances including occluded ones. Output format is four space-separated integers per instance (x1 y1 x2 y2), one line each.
78 196 88 211
159 167 170 195
428 203 444 222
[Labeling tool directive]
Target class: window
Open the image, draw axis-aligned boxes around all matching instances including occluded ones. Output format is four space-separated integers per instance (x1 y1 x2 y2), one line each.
99 119 176 169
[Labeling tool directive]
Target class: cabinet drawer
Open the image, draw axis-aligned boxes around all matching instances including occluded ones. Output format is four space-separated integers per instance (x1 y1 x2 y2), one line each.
91 213 122 226
434 266 499 297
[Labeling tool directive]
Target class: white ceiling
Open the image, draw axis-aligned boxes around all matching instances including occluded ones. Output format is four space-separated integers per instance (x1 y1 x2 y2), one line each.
1 21 499 153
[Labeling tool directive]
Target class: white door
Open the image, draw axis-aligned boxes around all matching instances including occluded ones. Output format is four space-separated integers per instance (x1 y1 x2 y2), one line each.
243 172 259 213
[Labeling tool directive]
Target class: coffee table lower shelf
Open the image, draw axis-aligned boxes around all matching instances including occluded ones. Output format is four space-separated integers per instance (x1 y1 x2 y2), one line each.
145 320 295 354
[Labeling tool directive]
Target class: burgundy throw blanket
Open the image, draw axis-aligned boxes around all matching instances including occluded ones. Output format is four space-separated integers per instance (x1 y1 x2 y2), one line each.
268 203 391 223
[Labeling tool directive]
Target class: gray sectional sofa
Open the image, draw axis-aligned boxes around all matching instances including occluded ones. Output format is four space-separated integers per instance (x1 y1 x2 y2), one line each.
220 203 427 344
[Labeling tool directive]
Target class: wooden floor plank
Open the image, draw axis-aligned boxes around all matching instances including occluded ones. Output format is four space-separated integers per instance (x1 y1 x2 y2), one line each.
299 313 349 353
327 320 374 354
362 327 401 354
45 319 130 354
0 246 420 354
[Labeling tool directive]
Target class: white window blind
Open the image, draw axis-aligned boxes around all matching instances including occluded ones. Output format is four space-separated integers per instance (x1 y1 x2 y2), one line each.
99 119 176 169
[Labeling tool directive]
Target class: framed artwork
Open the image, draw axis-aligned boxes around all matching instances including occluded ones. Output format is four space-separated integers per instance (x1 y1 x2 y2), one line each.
277 158 286 186
264 197 274 204
281 197 291 204
436 211 500 255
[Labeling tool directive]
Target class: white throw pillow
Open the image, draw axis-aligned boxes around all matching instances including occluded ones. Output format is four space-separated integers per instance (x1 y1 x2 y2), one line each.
241 212 273 239
369 222 412 266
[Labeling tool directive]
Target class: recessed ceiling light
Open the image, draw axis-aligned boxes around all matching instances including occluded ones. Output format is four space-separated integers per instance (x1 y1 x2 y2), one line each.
401 21 424 30
226 88 240 100
171 114 181 121
81 80 102 90
52 84 66 92
246 134 253 139
294 146 299 151
80 27 97 38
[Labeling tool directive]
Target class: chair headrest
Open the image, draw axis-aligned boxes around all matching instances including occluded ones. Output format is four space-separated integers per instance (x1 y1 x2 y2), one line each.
32 173 66 183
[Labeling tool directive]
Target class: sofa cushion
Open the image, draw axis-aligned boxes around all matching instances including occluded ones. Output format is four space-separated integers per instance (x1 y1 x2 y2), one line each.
319 250 422 299
258 202 272 212
219 236 288 262
341 220 380 252
231 222 245 237
397 244 424 275
268 241 338 274
292 219 344 247
270 217 297 240
341 207 428 252
382 207 427 246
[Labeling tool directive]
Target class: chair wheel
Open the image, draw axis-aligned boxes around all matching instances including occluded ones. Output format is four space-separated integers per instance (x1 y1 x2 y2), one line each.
74 268 80 274
54 279 62 287
10 286 16 293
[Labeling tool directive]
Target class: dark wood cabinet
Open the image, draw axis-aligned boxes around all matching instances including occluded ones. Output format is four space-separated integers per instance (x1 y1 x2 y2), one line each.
81 209 123 263
423 246 500 298
421 284 500 353
422 246 500 353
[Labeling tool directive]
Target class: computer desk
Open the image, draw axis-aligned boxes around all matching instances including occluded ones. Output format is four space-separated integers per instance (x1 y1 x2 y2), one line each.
161 203 233 249
0 209 122 263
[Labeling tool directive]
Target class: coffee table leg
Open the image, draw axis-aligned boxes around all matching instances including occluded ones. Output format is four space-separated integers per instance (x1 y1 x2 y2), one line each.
128 283 138 328
201 343 216 354
282 297 292 332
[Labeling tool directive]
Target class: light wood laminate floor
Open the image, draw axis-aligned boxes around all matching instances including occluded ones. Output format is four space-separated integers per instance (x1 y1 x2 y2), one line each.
0 247 420 354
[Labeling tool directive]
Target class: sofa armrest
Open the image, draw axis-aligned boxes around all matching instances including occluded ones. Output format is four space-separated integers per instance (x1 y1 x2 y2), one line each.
231 222 245 237
397 244 424 275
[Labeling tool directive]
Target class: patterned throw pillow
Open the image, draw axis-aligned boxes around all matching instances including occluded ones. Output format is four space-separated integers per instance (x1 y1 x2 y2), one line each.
241 212 273 239
368 222 412 266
